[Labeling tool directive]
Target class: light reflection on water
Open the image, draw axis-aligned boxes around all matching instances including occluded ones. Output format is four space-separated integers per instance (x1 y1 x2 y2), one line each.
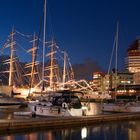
0 103 140 140
0 120 140 140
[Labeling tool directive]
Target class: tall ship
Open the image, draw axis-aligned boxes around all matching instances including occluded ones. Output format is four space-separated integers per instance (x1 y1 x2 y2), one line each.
0 0 94 114
26 0 86 117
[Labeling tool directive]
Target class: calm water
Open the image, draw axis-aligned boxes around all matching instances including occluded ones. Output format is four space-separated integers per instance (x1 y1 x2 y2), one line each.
0 120 140 140
0 103 139 140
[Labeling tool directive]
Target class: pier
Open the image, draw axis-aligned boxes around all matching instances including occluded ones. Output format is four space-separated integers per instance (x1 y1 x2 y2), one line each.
1 112 140 133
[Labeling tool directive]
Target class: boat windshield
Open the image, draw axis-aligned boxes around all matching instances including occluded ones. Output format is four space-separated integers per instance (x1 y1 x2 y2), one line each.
52 95 82 109
70 97 82 109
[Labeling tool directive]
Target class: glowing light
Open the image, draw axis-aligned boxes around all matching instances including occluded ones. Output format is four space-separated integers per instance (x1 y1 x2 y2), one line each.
81 127 87 139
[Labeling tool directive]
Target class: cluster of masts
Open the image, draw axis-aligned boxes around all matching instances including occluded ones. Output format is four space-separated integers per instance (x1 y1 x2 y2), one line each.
0 28 93 94
0 0 94 94
0 28 77 92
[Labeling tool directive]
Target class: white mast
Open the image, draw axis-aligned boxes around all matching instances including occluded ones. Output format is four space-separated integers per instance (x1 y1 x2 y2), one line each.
42 0 47 90
31 34 37 86
33 0 48 91
49 39 54 88
115 21 119 101
25 33 38 88
115 22 119 76
62 51 67 87
9 27 14 86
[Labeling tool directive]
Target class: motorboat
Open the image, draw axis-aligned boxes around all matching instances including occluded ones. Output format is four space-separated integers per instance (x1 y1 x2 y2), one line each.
28 90 87 117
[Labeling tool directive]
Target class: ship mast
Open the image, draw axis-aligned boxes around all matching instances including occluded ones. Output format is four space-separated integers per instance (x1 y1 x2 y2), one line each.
33 0 47 91
9 27 15 86
115 22 119 77
25 33 38 88
42 0 47 90
62 51 67 87
31 34 38 87
115 21 119 101
49 39 54 88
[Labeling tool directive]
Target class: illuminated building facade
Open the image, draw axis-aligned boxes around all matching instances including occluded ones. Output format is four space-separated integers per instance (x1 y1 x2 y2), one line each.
126 38 140 73
108 72 133 92
92 72 105 92
92 71 134 95
117 72 133 85
133 72 140 85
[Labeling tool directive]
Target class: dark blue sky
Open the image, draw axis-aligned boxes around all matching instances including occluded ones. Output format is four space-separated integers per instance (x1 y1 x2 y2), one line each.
0 0 140 72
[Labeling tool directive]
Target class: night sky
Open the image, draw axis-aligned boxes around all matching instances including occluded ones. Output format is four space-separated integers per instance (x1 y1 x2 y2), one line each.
0 0 140 72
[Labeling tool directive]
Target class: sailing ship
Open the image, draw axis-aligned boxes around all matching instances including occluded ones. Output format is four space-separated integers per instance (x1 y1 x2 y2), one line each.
0 0 92 113
0 28 27 109
27 0 91 117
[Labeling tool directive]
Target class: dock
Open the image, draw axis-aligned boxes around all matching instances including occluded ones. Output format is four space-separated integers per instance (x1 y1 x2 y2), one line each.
1 112 140 133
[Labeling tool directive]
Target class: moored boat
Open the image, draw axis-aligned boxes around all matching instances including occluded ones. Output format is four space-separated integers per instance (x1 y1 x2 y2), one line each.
28 90 87 117
102 101 140 113
14 111 33 116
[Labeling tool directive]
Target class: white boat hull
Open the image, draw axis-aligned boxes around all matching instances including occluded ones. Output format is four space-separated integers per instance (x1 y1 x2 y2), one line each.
28 103 84 117
102 102 140 113
14 111 33 116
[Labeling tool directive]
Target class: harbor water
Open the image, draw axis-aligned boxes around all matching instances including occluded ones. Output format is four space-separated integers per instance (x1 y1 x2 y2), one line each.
0 103 139 140
0 120 140 140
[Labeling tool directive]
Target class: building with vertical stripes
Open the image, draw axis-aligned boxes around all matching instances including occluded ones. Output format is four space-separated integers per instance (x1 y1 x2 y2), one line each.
126 38 140 73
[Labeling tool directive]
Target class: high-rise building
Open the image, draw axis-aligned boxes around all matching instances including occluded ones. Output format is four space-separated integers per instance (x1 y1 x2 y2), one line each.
125 38 140 73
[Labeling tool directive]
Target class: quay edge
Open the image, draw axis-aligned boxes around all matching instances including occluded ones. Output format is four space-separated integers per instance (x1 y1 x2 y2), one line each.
1 113 140 132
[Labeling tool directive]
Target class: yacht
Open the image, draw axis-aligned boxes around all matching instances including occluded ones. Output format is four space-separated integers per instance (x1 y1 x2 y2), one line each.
28 90 87 117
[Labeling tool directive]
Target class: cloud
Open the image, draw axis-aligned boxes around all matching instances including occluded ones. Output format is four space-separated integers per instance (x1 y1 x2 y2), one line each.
72 58 103 80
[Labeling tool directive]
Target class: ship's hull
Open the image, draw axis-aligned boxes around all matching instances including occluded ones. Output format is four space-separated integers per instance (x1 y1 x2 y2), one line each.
0 103 21 109
102 102 140 113
28 102 84 117
0 97 22 109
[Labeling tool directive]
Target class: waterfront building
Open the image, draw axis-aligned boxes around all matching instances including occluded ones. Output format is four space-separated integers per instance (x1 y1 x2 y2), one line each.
116 84 140 95
117 72 133 86
92 68 139 96
125 38 140 73
133 72 140 85
119 38 140 95
92 72 105 93
110 72 134 95
103 74 110 91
